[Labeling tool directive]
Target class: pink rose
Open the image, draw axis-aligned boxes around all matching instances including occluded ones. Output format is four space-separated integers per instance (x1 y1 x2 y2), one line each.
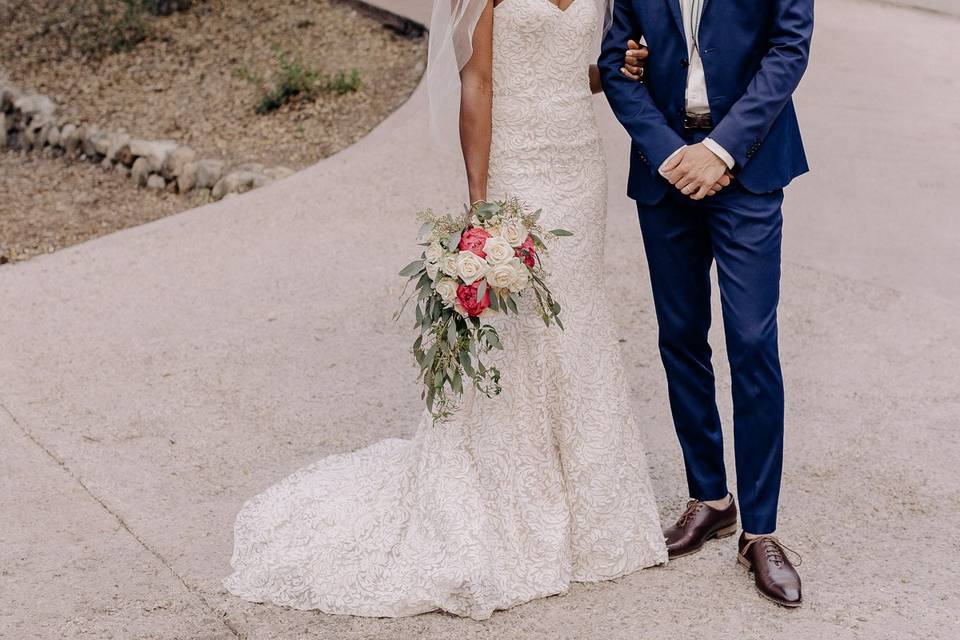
516 235 536 268
459 226 492 258
456 282 491 317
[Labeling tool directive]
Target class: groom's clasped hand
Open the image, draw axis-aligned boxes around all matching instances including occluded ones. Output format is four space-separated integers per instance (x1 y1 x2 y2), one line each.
620 39 732 201
660 143 733 201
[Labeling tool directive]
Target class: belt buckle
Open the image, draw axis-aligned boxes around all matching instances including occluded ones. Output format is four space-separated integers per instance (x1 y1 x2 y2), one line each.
684 114 711 131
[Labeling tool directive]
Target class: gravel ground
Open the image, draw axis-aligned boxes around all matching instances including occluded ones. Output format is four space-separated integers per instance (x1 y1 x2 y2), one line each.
0 0 425 264
0 150 202 263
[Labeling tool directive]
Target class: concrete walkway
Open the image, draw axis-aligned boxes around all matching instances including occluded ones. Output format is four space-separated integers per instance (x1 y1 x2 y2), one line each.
2 1 958 638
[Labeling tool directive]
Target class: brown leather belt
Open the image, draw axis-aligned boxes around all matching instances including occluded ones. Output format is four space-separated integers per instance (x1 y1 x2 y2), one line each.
683 113 714 131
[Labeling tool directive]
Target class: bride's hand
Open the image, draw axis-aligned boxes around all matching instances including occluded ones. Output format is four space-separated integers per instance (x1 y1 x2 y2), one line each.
620 40 648 81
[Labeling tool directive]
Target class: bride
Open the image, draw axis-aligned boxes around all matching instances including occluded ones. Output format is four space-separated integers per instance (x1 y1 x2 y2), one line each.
223 0 666 620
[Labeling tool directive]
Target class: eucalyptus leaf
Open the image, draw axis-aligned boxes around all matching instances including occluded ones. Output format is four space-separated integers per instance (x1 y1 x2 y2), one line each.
399 260 424 277
459 351 475 378
549 229 573 237
417 221 434 241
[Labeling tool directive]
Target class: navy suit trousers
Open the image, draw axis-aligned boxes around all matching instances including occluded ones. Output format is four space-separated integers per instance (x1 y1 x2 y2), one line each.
639 137 785 534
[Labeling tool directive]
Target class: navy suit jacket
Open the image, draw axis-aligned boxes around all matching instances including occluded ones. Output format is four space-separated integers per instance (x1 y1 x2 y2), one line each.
599 0 814 204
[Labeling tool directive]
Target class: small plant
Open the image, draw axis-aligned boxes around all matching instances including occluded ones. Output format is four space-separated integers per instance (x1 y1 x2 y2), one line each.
326 69 362 95
239 46 364 114
255 48 322 114
109 0 151 53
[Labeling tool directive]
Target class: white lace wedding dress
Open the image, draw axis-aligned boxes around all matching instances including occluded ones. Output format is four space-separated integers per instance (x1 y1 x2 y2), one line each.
224 0 667 620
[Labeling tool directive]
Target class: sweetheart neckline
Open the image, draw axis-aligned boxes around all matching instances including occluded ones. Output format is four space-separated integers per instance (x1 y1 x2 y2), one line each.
495 0 582 15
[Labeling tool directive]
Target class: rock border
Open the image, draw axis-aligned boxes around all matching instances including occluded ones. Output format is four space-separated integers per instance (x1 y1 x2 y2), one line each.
1 81 295 201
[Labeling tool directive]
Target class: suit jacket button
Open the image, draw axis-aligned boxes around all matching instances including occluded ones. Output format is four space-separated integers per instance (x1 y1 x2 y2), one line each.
680 59 689 69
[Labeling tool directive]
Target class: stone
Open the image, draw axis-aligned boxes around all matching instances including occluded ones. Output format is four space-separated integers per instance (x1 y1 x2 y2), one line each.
0 127 7 149
177 161 198 193
114 163 130 178
100 157 113 171
146 174 167 190
195 159 224 189
162 145 197 179
235 162 265 174
129 139 178 172
211 170 257 200
0 84 19 111
45 125 61 147
82 128 106 158
60 124 80 155
21 125 37 151
13 93 55 120
131 157 151 187
106 133 132 164
94 132 113 156
264 166 296 181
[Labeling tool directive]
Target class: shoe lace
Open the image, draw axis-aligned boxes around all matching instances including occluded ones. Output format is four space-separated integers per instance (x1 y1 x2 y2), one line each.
676 499 703 527
744 536 803 568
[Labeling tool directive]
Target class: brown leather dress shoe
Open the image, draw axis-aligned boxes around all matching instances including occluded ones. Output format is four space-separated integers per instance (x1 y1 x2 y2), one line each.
737 533 803 607
663 496 738 559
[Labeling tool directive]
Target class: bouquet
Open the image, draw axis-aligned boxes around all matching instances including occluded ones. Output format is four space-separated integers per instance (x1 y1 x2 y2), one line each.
396 198 572 421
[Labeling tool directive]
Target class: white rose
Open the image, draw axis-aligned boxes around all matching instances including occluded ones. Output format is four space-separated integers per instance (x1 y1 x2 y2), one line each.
508 258 530 293
454 302 469 317
483 236 515 265
424 241 443 263
434 278 458 306
456 251 488 285
486 262 517 290
440 253 459 277
499 219 527 247
425 260 440 281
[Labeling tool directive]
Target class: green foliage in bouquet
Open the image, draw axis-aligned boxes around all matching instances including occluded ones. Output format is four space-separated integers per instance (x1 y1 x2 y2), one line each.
395 199 571 422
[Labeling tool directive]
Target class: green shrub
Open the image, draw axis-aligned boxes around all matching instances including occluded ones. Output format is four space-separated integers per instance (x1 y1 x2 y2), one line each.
241 47 363 114
109 0 151 53
326 69 362 95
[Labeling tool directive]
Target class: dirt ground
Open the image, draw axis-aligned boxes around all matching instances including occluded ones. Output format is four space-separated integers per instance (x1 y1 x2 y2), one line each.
0 0 425 263
0 150 199 263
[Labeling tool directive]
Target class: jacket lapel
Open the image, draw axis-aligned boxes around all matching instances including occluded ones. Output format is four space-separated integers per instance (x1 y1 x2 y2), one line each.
664 0 684 37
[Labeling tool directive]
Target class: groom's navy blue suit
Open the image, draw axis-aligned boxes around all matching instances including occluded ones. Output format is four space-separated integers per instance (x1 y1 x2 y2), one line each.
599 0 813 533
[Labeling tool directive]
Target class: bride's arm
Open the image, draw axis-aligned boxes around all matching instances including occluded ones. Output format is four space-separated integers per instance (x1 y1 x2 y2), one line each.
460 0 494 204
591 42 649 94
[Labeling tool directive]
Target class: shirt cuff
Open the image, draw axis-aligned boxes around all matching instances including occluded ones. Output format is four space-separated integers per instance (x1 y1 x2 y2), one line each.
658 145 686 177
703 137 735 170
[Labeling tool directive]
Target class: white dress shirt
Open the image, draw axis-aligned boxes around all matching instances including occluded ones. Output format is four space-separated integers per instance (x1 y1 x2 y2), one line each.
659 0 735 173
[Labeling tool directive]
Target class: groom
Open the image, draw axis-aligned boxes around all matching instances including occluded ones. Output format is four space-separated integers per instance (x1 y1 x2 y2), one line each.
599 0 814 607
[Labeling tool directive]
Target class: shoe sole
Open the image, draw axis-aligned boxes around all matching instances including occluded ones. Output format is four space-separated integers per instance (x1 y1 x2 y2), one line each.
667 522 738 559
737 554 803 608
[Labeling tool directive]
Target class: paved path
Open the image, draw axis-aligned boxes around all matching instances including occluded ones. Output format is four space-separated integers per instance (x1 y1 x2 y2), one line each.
2 1 958 638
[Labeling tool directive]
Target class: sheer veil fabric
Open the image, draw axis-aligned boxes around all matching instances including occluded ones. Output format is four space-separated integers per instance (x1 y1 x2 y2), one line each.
427 0 613 152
